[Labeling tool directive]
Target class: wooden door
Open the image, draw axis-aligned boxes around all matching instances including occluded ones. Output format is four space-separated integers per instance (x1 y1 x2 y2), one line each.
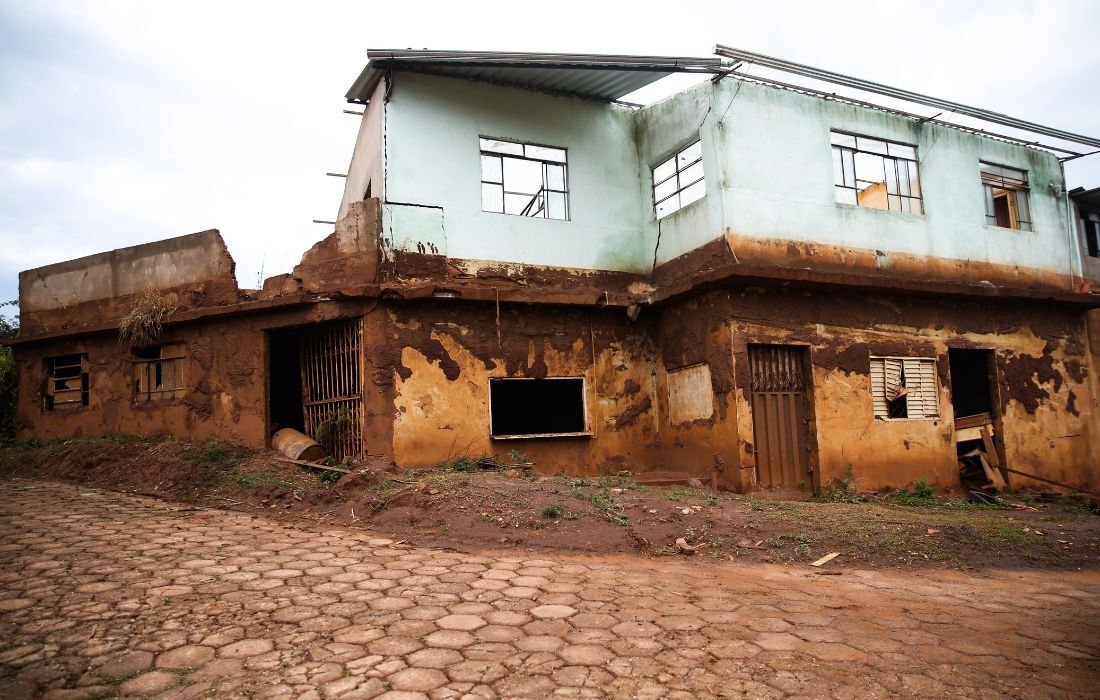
749 345 810 487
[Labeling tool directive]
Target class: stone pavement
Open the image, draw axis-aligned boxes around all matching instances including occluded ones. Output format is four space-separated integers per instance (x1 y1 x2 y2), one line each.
0 481 1097 699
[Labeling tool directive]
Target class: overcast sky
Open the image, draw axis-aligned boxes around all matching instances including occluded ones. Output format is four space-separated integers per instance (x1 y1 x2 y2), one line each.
1 0 1097 317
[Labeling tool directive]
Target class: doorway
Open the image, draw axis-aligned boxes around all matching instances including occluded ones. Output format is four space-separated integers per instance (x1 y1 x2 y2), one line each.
948 348 1007 484
267 318 365 462
749 345 812 487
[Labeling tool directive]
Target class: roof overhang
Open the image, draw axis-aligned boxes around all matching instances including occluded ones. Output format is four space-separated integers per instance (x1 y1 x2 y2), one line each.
1071 187 1100 212
346 49 725 103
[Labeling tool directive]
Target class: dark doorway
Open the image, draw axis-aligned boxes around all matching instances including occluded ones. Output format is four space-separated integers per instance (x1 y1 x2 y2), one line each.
490 378 587 437
948 349 994 418
268 329 305 434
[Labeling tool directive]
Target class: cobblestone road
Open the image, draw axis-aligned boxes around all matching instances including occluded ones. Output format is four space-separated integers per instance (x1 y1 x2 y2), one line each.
0 481 1097 699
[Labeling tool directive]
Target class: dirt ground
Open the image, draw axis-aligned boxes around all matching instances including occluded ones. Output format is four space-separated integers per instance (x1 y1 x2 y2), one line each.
1 436 1097 572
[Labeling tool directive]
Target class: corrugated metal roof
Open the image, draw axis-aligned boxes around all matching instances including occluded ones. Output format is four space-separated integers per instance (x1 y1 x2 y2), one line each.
346 49 726 103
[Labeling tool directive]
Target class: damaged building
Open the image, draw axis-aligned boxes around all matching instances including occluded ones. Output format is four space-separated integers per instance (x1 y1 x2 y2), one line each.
9 47 1100 493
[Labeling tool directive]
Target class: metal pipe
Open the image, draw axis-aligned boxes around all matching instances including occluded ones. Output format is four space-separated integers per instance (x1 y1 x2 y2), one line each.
714 45 1100 149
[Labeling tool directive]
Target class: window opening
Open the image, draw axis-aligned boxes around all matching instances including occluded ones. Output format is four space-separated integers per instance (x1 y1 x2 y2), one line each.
870 357 938 419
1082 215 1100 258
132 343 186 402
489 378 587 438
653 140 705 219
831 132 923 214
480 138 568 220
981 163 1032 231
45 353 89 410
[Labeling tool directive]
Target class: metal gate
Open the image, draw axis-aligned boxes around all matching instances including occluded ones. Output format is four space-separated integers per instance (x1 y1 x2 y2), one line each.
301 319 364 462
749 345 810 487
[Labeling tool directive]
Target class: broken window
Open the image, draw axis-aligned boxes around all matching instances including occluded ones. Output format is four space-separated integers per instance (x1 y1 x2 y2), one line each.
480 138 568 220
831 132 923 214
1081 214 1100 257
132 343 186 402
870 357 938 420
653 140 705 219
44 353 89 411
981 163 1032 231
489 378 587 438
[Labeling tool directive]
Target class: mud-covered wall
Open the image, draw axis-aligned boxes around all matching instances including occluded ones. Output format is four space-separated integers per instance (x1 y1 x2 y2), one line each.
13 301 367 448
659 286 1098 492
373 299 665 474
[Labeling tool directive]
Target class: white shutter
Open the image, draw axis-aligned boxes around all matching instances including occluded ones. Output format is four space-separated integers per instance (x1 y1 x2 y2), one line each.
870 358 887 417
903 358 938 419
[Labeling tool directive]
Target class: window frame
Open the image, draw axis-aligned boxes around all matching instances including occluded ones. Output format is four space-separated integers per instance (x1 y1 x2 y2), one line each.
132 343 187 404
653 139 706 220
869 356 940 421
831 131 924 215
479 137 569 220
44 353 89 411
487 376 592 440
1082 213 1100 258
980 161 1032 231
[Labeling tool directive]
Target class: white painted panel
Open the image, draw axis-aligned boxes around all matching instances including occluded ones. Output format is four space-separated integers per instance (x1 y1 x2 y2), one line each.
668 363 714 425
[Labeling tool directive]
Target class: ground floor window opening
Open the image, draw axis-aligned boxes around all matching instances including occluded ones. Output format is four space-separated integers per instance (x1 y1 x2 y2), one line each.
489 377 587 438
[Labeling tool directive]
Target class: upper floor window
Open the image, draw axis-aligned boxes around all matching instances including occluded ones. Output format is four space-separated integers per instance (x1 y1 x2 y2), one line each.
653 140 705 219
981 163 1032 231
1082 214 1100 258
44 353 88 411
480 138 568 220
132 343 186 402
831 132 923 214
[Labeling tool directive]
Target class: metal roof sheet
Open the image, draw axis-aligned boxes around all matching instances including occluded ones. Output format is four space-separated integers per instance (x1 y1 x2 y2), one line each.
346 49 725 103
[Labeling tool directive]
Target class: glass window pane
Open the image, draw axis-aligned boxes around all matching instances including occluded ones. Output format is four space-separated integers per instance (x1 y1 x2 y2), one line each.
526 144 567 163
831 132 856 148
908 161 922 198
884 159 900 195
835 186 857 205
984 185 996 217
505 192 533 216
545 164 565 191
677 141 702 167
482 183 503 213
680 180 706 207
856 136 889 155
480 138 523 156
843 150 856 187
832 148 845 186
656 195 679 218
503 157 542 194
909 198 924 215
679 161 704 187
546 192 567 220
654 177 678 203
480 155 502 183
854 152 885 186
1015 190 1031 224
887 143 916 159
887 194 902 212
653 157 676 184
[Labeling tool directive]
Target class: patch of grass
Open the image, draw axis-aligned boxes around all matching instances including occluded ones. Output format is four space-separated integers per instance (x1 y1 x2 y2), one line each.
570 489 630 526
444 456 479 472
889 478 936 506
235 474 294 489
541 504 562 519
319 470 343 485
1057 494 1097 515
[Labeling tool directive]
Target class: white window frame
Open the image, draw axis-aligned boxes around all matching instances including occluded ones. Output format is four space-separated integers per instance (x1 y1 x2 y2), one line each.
870 356 939 420
653 140 705 219
479 137 569 220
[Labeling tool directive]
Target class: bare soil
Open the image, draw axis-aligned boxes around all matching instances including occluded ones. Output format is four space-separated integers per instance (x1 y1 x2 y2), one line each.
2 436 1098 571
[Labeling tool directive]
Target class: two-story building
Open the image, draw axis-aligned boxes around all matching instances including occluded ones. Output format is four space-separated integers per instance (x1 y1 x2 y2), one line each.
10 48 1100 493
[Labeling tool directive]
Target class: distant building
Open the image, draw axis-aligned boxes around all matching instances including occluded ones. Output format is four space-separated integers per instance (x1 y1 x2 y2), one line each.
10 48 1100 493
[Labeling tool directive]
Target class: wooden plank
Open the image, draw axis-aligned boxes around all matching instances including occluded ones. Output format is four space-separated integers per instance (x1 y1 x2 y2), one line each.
979 425 1001 469
810 552 839 567
275 457 351 474
977 452 1007 490
1003 468 1100 498
955 413 992 430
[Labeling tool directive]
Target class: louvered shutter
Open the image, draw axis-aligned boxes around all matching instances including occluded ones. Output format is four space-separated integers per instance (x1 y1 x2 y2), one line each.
903 358 939 418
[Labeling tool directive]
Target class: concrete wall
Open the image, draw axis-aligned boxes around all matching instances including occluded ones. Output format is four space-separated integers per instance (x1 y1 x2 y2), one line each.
638 79 1076 290
338 82 386 222
19 230 239 334
381 73 652 272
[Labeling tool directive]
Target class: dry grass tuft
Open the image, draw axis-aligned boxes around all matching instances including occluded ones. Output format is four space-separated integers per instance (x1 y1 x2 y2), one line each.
119 290 176 346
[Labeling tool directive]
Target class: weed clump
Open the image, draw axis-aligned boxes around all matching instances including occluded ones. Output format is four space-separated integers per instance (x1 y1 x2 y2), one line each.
818 464 863 503
541 504 562 519
119 290 176 346
890 477 936 506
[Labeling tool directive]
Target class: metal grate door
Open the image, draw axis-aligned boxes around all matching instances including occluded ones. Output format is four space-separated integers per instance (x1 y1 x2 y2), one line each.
749 345 810 487
300 319 364 462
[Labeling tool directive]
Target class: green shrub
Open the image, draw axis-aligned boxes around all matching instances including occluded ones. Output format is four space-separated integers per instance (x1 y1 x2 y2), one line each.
818 464 863 503
541 504 562 518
